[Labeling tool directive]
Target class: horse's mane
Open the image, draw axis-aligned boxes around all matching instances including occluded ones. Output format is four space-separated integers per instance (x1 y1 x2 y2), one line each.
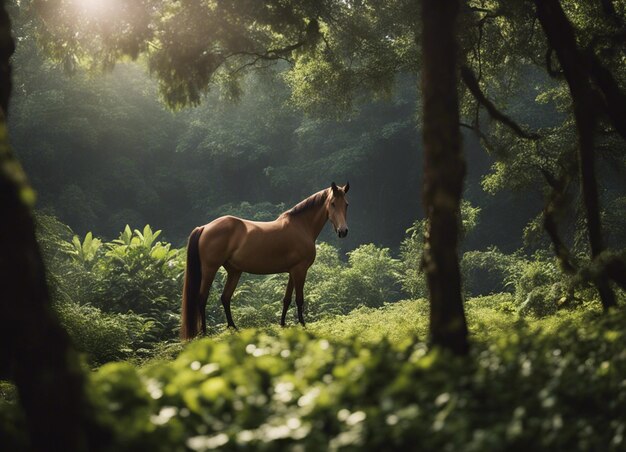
279 189 329 218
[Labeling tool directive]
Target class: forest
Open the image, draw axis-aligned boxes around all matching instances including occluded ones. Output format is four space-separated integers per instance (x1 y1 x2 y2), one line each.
1 0 626 450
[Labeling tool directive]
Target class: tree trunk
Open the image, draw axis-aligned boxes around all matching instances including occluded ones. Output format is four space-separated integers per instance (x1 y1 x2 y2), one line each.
0 2 98 450
534 0 616 310
420 0 469 354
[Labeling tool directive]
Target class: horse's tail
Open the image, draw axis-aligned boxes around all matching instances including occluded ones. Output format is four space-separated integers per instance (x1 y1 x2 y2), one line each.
181 226 204 341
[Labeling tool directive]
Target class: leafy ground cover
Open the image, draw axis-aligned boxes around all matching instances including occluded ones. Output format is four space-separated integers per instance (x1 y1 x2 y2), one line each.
2 298 625 451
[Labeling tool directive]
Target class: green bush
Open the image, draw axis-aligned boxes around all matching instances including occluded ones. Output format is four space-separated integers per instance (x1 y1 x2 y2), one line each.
230 274 285 328
305 243 347 319
34 219 187 361
54 302 148 365
4 304 626 451
514 257 559 302
401 202 480 299
461 247 522 296
513 255 567 317
63 225 184 344
306 243 404 319
399 219 428 298
89 225 184 315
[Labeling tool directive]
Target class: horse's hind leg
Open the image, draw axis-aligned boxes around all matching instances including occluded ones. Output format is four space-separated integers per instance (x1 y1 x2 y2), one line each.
291 266 309 327
280 275 294 327
221 268 242 330
199 266 218 335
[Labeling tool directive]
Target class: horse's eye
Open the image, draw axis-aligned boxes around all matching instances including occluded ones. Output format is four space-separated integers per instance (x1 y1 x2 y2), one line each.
331 202 335 207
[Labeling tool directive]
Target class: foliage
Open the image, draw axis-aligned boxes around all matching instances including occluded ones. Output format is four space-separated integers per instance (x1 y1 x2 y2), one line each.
514 256 565 318
76 225 185 341
308 299 429 347
306 243 404 319
461 247 522 297
37 220 186 363
21 0 626 256
461 249 583 317
36 211 609 367
399 218 428 299
400 200 482 298
53 301 147 365
3 300 626 451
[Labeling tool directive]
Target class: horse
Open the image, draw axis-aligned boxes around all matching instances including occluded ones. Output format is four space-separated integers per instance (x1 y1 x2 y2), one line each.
180 182 350 340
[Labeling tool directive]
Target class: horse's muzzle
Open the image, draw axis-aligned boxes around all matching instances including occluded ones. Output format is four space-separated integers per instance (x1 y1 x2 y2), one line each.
337 228 348 238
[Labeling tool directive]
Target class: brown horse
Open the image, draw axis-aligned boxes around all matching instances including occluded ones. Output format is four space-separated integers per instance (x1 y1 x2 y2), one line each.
180 182 350 340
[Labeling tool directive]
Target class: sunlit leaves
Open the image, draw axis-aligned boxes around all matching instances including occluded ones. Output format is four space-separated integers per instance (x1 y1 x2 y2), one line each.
3 306 622 450
285 0 418 115
70 231 102 265
31 0 331 108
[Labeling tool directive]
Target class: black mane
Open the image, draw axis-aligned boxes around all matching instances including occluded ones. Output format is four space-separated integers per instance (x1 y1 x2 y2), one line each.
280 189 329 218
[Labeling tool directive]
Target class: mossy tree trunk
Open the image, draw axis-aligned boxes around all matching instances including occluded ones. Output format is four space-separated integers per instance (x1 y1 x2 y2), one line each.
419 0 469 355
0 2 97 450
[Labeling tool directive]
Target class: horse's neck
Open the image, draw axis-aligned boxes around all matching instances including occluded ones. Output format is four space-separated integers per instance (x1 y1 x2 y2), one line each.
291 203 328 240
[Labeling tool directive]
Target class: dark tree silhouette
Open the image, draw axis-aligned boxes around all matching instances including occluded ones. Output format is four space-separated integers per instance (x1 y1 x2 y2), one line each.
420 0 469 354
0 1 98 450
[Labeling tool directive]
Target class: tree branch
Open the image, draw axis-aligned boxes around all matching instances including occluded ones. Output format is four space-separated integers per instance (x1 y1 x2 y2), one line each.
460 65 540 140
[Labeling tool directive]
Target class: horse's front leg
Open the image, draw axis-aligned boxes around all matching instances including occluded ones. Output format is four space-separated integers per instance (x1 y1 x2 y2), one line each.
291 266 309 327
280 275 294 327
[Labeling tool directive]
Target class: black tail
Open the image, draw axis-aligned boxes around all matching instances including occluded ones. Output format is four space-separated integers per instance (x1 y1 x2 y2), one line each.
180 226 204 340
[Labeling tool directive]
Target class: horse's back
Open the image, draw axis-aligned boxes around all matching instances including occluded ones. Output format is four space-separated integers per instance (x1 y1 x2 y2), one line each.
198 215 314 274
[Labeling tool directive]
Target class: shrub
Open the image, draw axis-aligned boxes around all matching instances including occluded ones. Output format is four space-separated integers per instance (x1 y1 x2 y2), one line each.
69 225 185 342
399 219 428 298
513 254 568 317
513 257 560 303
461 247 522 296
36 219 187 358
4 305 626 451
54 301 148 365
401 201 480 299
307 243 404 319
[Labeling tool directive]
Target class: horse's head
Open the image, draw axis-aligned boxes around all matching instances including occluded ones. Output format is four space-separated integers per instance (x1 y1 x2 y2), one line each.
328 182 350 238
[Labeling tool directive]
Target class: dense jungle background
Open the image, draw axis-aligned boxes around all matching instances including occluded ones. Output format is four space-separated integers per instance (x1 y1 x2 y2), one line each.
2 0 626 450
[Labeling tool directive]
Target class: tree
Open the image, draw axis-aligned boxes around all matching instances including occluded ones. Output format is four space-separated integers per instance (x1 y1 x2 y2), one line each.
0 1 99 449
420 0 468 353
533 0 620 309
455 0 626 309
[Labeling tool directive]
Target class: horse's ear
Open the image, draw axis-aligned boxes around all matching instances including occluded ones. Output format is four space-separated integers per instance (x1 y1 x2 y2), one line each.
344 182 350 193
331 182 339 194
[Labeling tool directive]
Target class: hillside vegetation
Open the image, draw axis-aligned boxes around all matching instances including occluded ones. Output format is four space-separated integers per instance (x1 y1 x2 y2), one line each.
2 215 625 450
